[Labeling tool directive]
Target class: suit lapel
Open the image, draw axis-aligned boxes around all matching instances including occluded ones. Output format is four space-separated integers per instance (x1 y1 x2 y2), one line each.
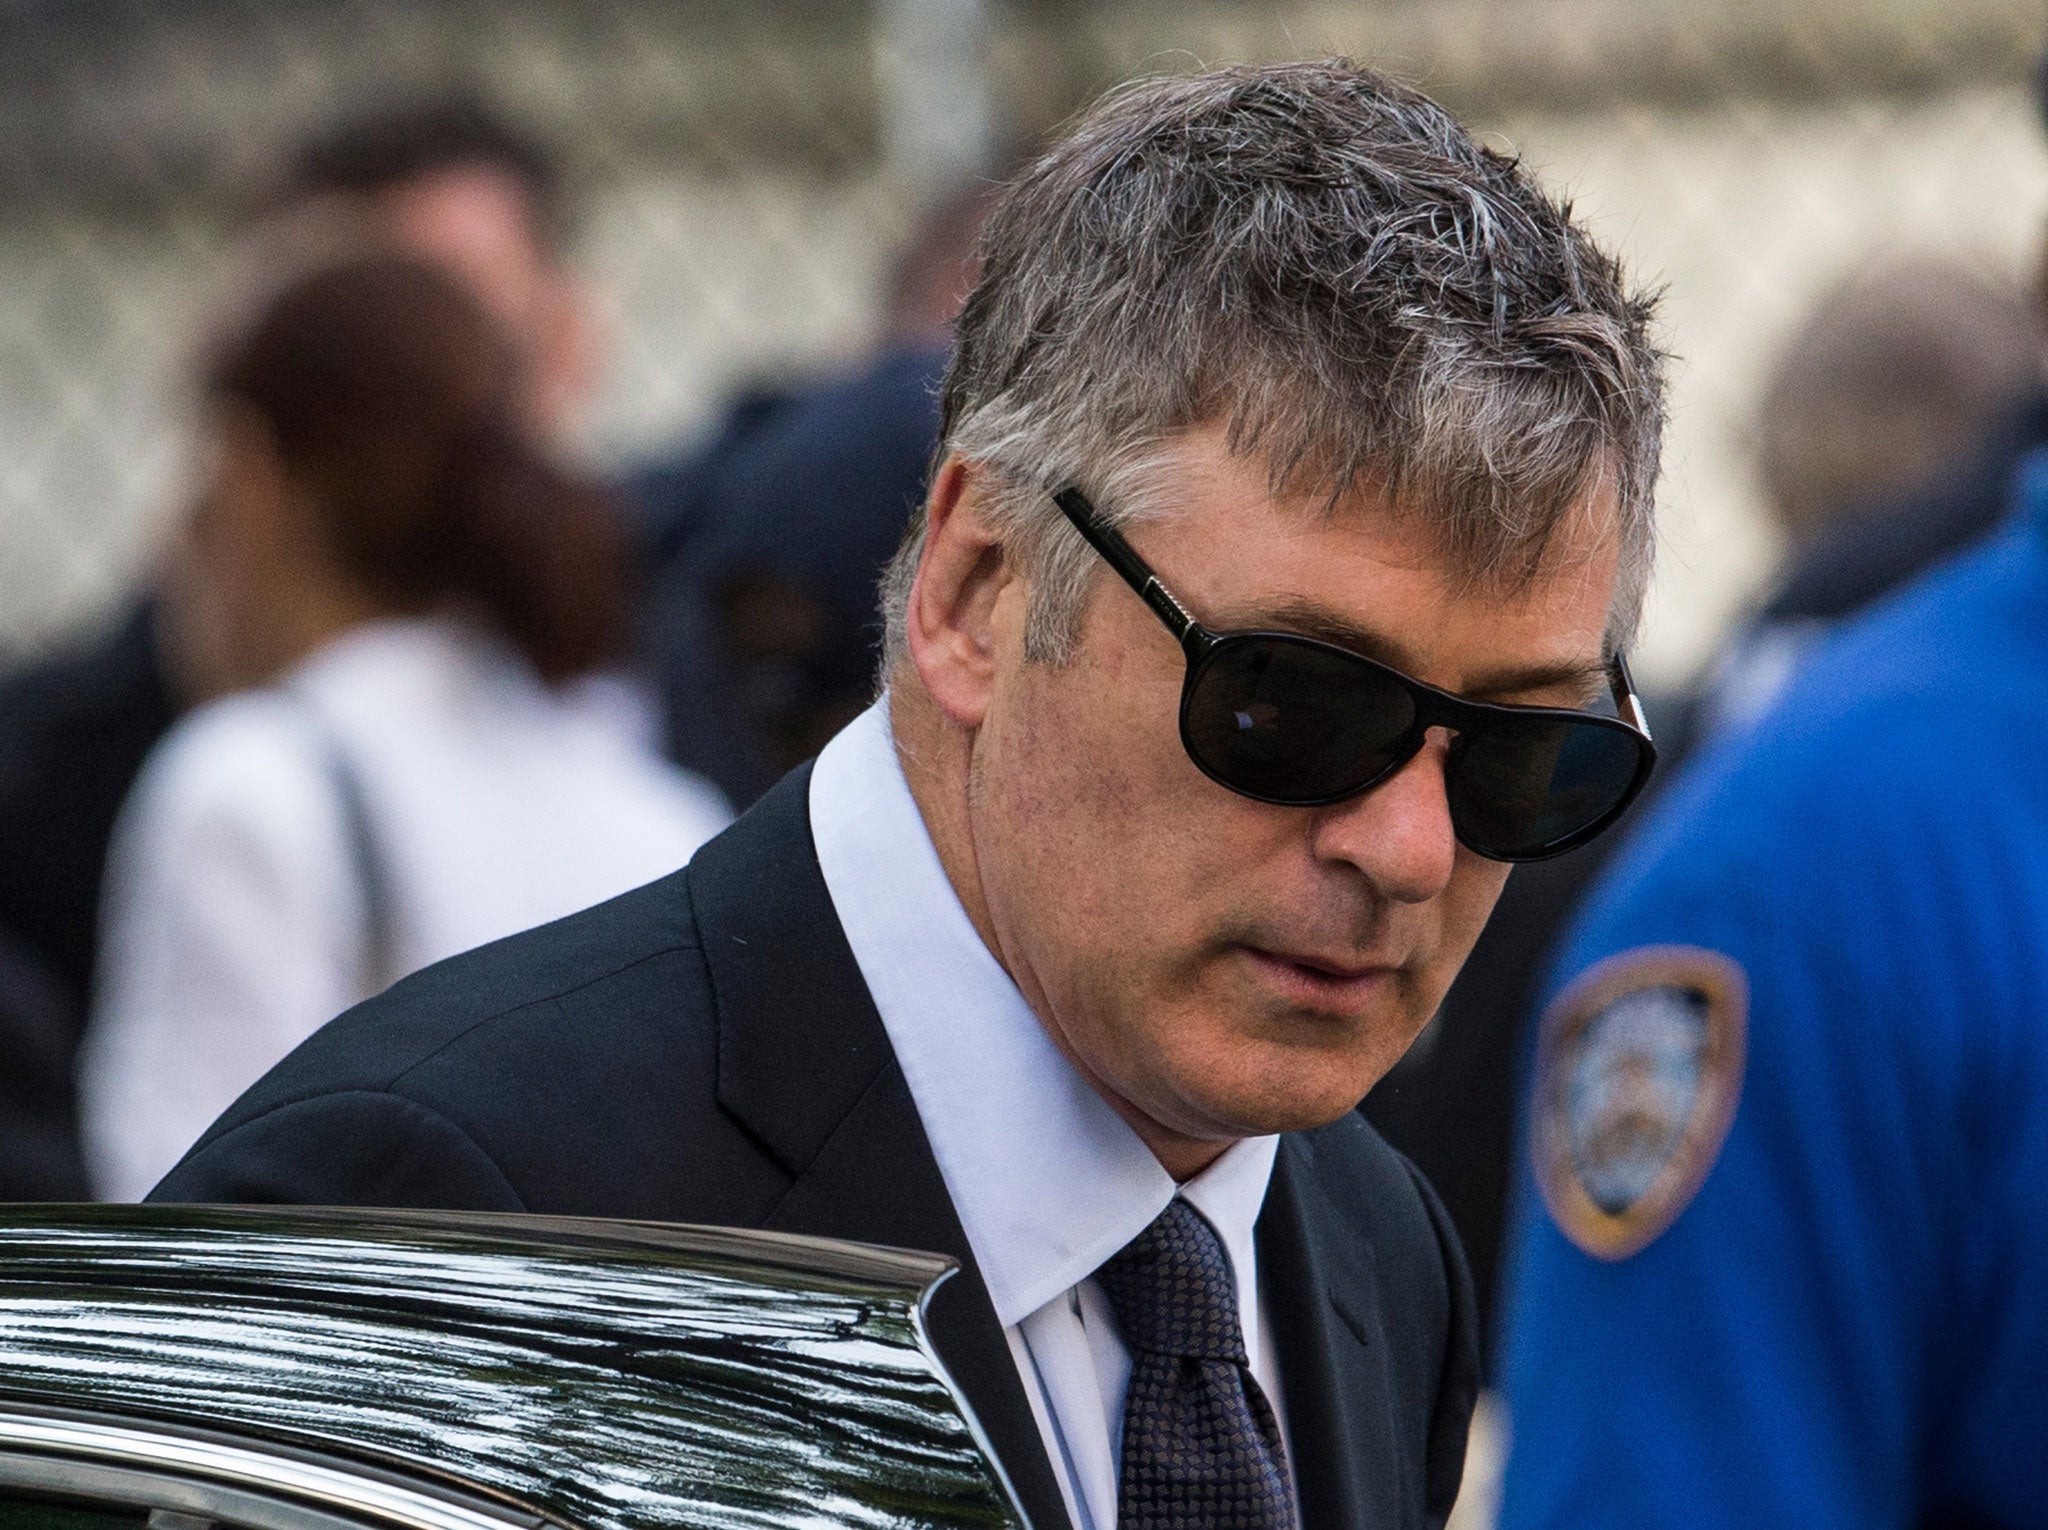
763 1066 1072 1530
1260 1131 1410 1528
686 768 1074 1530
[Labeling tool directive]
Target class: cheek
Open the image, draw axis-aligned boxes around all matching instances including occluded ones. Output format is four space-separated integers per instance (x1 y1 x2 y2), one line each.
975 644 1207 962
1418 854 1513 989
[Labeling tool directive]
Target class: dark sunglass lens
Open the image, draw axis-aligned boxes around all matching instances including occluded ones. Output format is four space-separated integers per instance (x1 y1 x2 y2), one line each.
1183 638 1417 803
1449 716 1645 857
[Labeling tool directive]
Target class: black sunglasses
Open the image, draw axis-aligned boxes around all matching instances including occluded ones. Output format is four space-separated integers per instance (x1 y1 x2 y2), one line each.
1054 487 1656 861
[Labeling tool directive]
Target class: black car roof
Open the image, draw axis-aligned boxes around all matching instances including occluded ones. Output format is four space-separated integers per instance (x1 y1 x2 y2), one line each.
0 1205 1022 1530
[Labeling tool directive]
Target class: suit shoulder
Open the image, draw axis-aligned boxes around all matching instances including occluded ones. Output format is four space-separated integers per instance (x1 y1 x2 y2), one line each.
1293 1111 1476 1331
1293 1112 1479 1523
1297 1110 1449 1241
196 867 704 1133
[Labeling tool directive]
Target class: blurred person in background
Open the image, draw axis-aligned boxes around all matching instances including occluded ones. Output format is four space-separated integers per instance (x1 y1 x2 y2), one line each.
1698 62 2048 736
1698 254 2041 736
1363 249 2045 1367
633 178 993 806
1495 443 2048 1530
79 253 729 1202
0 94 616 1199
283 94 602 452
1493 90 2048 1476
1754 260 2037 552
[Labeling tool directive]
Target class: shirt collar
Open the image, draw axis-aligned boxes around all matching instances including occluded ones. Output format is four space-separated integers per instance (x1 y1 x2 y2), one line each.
808 700 1278 1327
288 615 517 707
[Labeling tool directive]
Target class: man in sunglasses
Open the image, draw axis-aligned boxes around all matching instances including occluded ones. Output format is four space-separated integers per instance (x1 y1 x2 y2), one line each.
156 59 1666 1530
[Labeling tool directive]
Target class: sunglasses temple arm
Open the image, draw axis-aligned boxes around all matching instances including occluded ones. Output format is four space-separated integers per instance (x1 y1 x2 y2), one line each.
1053 487 1204 648
1612 652 1652 741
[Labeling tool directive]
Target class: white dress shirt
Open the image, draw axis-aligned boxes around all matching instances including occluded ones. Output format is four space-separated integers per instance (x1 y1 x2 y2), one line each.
82 616 732 1202
809 700 1288 1530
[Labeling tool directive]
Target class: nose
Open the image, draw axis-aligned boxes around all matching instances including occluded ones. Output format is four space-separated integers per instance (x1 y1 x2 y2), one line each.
1308 726 1460 903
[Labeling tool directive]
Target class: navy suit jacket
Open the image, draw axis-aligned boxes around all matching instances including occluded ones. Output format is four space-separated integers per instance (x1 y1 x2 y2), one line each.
154 766 1478 1529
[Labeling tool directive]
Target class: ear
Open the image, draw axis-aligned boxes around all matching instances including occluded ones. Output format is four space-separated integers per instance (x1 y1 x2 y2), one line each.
904 456 1020 729
157 403 293 701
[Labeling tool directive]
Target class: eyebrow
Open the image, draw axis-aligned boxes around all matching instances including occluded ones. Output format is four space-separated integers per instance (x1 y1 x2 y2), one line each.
1220 596 1613 705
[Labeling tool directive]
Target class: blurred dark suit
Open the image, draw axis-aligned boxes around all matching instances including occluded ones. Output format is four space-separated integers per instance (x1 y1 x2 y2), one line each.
0 600 180 1007
0 930 89 1200
634 344 945 810
0 598 181 1197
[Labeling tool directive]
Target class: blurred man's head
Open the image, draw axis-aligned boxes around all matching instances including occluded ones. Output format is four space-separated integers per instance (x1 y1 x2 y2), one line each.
1756 257 2039 550
884 61 1664 1175
281 96 596 433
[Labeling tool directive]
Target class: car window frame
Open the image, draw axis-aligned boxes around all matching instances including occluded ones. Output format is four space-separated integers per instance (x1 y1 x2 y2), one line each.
0 1404 556 1530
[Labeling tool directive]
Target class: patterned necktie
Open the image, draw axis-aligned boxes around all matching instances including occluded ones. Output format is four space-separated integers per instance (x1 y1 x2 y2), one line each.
1093 1197 1297 1530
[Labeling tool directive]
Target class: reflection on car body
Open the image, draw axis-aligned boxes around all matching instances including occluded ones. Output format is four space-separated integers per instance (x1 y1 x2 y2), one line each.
0 1207 1025 1529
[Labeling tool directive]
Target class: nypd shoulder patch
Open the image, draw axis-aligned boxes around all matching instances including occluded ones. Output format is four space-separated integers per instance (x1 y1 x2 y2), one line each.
1532 945 1747 1260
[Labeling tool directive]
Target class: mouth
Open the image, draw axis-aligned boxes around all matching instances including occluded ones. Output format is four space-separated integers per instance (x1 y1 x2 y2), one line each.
1240 945 1399 1011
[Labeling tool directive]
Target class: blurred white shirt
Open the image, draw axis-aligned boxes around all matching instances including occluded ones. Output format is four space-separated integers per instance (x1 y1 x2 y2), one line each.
82 616 731 1201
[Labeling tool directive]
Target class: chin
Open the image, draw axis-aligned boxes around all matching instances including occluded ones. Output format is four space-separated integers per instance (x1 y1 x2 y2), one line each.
1091 971 1433 1144
1169 1045 1396 1140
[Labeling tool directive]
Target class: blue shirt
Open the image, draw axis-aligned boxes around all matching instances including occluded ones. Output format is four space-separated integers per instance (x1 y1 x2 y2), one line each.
1499 456 2048 1529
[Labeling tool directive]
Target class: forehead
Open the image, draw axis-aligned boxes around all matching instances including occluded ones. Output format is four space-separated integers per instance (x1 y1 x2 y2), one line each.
353 169 558 357
376 169 552 297
1122 426 1622 700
